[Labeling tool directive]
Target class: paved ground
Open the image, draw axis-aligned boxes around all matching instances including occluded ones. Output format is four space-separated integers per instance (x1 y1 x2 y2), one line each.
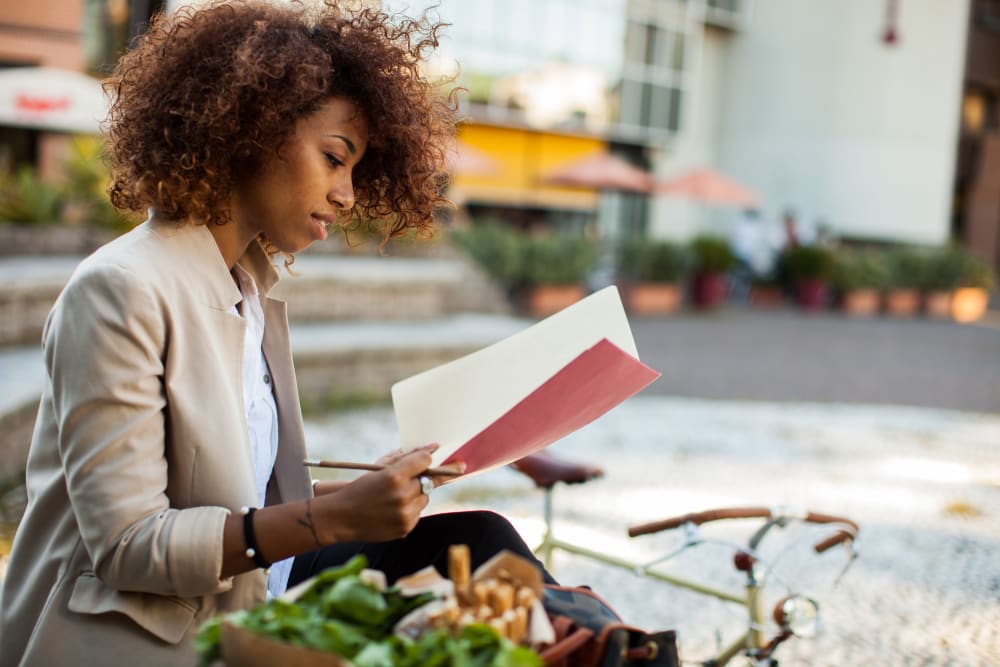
305 398 1000 667
631 307 1000 414
296 303 1000 666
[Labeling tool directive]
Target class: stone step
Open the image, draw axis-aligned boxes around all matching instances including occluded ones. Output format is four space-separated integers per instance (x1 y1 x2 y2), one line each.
0 346 46 484
291 313 531 409
0 253 512 346
0 256 80 347
271 254 510 322
0 313 533 482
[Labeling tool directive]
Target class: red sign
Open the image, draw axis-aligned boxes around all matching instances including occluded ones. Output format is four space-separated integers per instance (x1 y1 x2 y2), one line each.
15 94 72 114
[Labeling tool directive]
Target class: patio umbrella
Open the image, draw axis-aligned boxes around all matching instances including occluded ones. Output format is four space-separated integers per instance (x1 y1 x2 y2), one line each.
655 167 760 208
540 151 654 194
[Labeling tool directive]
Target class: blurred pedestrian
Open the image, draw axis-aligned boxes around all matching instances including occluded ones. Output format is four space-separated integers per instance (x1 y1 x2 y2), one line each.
729 207 769 301
782 208 801 249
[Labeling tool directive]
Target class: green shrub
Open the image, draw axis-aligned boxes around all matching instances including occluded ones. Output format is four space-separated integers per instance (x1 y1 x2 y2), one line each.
0 166 61 224
831 249 890 291
920 246 996 291
952 251 996 291
777 245 836 281
884 247 931 289
618 238 692 282
61 136 140 231
519 233 599 286
449 222 523 286
0 136 140 230
450 224 599 287
690 235 736 273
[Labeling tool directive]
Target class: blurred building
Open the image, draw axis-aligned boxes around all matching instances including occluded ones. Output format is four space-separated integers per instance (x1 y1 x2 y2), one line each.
0 0 161 178
2 0 998 268
400 0 998 268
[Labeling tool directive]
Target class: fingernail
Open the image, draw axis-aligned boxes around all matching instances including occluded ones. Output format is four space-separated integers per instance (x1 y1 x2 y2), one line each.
422 443 439 452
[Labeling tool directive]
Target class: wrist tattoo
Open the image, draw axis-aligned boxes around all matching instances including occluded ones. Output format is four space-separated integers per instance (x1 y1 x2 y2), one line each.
297 498 322 548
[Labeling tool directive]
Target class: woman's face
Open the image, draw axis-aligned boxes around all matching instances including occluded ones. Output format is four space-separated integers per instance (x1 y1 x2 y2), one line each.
232 96 369 254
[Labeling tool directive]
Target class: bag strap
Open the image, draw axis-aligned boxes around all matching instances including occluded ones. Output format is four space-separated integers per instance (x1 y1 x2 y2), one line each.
538 627 595 666
623 641 661 661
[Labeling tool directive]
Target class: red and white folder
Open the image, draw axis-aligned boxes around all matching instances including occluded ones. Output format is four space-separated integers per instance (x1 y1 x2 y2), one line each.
392 286 661 479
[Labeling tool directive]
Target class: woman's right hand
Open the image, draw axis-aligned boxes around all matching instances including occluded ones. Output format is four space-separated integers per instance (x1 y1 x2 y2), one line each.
316 445 437 543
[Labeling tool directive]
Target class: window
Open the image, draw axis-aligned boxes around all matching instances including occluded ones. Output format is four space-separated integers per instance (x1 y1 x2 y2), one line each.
618 6 689 139
84 0 163 75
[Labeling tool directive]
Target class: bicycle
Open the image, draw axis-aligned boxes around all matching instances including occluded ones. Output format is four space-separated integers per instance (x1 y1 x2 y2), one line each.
510 452 860 667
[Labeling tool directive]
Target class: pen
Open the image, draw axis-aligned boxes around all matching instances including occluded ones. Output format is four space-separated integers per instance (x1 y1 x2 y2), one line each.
303 459 462 477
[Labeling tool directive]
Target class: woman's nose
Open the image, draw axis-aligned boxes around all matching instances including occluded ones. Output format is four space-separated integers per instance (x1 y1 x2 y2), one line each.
328 177 355 211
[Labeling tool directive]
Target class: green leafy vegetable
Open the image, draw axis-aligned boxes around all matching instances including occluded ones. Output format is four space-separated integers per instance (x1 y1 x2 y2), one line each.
194 555 542 667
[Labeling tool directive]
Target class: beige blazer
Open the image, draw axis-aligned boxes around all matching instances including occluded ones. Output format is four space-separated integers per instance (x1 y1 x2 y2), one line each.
0 218 312 666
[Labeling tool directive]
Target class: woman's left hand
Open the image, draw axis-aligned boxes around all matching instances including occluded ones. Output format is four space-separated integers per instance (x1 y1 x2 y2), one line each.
374 449 405 466
375 447 465 488
312 479 349 496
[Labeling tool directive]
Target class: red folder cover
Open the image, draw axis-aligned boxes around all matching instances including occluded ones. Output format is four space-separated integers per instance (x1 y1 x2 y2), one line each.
442 338 660 476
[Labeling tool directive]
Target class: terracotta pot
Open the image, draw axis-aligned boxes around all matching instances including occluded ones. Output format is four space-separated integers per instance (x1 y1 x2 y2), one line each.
923 290 952 320
749 285 784 308
951 287 989 323
884 288 921 317
794 279 829 311
623 282 683 316
522 284 586 318
841 289 881 317
691 272 728 310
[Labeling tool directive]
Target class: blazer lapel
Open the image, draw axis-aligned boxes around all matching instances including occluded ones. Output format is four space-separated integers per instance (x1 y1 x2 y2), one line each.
262 298 311 503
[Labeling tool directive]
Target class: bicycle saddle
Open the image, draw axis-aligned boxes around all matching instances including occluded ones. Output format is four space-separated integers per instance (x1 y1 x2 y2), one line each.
510 452 604 489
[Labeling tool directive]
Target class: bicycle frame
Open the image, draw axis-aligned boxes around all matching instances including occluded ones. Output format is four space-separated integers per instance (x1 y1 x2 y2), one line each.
532 485 854 666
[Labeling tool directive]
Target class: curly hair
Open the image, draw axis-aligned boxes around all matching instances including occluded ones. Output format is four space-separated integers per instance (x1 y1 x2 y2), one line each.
105 0 456 241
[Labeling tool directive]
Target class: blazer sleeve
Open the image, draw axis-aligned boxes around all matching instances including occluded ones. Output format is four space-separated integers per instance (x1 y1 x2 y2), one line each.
46 261 233 598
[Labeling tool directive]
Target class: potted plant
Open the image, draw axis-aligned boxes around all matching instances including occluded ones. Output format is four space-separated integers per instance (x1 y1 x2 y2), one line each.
917 247 962 319
749 275 784 308
884 247 928 317
517 232 599 317
689 235 736 310
831 249 889 317
776 245 836 311
0 165 62 225
449 222 523 289
617 238 692 315
949 250 996 322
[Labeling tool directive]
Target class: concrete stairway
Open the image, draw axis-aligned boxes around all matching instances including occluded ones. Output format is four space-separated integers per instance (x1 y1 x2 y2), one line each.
0 247 530 484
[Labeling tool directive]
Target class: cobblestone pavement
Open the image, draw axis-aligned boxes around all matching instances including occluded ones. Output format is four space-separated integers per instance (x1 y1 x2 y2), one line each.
305 397 1000 666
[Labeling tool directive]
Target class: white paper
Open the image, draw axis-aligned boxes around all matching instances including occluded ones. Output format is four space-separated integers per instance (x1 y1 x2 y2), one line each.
391 286 640 466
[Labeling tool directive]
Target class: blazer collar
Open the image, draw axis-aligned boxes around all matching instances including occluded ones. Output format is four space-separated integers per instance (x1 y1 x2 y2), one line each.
237 239 281 299
145 214 281 309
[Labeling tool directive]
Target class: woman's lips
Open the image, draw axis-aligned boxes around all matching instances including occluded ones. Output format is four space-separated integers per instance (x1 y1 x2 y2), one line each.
311 214 331 241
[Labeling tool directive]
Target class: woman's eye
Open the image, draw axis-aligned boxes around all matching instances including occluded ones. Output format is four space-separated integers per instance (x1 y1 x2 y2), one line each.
325 153 344 168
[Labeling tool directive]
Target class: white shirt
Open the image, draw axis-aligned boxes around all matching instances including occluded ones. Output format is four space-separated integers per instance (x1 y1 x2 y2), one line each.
231 265 293 597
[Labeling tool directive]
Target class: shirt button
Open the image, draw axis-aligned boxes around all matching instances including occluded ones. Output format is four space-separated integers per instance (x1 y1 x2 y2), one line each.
263 374 270 384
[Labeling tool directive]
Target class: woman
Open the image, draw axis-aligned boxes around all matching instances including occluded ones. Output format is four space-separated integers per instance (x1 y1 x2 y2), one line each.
0 2 547 665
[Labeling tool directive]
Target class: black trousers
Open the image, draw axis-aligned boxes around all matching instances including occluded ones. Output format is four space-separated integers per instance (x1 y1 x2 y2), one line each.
288 510 556 587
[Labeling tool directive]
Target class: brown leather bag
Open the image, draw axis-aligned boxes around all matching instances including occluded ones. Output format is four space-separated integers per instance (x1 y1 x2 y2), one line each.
539 585 679 667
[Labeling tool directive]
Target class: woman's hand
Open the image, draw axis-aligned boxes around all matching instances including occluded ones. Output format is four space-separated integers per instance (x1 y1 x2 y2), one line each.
221 445 466 578
375 445 465 488
314 445 437 543
374 448 405 466
311 479 349 496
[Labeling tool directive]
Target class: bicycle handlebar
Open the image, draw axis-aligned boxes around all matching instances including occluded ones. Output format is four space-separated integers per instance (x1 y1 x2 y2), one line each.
802 511 859 553
627 507 771 536
627 506 858 553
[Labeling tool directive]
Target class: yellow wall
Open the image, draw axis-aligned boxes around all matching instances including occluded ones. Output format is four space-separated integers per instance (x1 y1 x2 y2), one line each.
450 123 605 210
